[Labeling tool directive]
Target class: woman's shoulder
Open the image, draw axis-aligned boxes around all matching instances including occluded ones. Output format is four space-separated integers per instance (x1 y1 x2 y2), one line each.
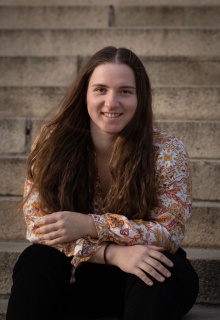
153 128 187 156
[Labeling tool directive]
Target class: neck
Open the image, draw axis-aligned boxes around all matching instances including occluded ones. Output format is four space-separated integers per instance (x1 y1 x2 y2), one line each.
91 129 116 157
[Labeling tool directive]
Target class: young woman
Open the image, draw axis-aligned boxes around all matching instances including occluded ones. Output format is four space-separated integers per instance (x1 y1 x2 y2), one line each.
6 46 199 320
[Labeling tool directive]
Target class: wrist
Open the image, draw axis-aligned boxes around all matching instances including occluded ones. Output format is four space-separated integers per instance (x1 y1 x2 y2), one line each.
86 215 98 238
103 242 117 266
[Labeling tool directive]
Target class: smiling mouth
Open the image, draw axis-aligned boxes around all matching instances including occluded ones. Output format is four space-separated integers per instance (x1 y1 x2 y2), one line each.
102 112 122 118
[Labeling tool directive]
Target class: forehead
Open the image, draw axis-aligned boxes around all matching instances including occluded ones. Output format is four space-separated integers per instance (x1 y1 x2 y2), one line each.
88 63 136 86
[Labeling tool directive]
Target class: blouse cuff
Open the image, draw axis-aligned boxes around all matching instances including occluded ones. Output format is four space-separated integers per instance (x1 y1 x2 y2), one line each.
89 214 109 242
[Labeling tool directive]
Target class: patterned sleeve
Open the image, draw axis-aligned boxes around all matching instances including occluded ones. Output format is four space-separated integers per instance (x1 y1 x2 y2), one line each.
23 179 101 269
90 136 192 253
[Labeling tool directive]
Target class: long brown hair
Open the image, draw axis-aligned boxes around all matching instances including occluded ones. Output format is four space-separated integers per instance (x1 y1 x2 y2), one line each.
25 46 158 219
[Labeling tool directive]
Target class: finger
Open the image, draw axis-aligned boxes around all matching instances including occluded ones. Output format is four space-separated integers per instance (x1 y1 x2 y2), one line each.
135 268 153 286
149 250 174 268
35 222 59 235
34 213 59 227
142 260 171 281
39 230 62 241
147 246 164 252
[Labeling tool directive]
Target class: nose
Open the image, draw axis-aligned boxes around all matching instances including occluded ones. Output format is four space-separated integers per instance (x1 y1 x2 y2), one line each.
104 91 119 108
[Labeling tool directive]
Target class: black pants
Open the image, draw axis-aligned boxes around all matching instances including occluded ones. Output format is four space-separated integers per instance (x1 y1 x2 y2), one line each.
6 244 199 320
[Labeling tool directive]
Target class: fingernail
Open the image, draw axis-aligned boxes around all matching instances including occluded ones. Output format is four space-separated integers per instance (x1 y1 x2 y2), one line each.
166 272 171 277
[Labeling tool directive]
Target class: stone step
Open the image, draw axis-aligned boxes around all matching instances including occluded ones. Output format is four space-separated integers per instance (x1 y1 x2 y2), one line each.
0 86 219 120
0 196 219 248
0 117 27 154
0 56 78 87
0 117 219 158
0 242 219 305
113 5 220 27
1 0 220 6
0 6 109 29
0 300 219 320
183 201 220 248
0 28 219 57
0 155 219 201
0 196 25 240
31 119 220 159
0 5 220 29
1 56 220 87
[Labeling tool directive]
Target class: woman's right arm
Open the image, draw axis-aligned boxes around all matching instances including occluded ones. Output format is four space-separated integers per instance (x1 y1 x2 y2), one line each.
23 178 101 267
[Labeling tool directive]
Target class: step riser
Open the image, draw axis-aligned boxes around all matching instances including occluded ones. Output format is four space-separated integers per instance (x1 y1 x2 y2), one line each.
0 157 26 195
0 29 220 56
0 157 219 201
191 160 220 201
0 6 109 29
0 57 78 87
1 197 219 247
156 121 220 159
0 197 25 240
153 87 220 121
1 57 220 86
1 0 220 6
114 6 220 27
1 87 219 120
0 118 27 154
0 6 220 29
1 118 219 158
183 203 220 248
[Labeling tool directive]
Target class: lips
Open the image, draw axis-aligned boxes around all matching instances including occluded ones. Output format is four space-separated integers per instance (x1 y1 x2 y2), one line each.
102 112 122 118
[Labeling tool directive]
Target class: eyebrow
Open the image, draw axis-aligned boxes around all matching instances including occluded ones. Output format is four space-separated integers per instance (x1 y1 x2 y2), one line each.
91 84 136 89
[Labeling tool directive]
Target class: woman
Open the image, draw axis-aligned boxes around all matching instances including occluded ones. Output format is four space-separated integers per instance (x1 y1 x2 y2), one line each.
6 46 199 320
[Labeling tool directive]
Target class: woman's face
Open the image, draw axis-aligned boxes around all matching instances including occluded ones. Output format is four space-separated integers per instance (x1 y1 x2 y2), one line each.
86 63 138 136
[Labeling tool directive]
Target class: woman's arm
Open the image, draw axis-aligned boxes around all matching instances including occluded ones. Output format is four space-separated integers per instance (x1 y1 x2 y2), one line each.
23 178 100 266
89 242 173 286
90 137 192 253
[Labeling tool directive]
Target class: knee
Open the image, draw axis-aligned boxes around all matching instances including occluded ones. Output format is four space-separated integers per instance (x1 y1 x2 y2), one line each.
13 244 71 278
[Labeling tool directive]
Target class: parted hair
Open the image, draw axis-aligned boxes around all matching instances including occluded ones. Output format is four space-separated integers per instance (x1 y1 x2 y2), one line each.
25 46 158 219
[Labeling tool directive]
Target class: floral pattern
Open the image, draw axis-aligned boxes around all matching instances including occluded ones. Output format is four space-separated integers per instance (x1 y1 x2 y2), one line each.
23 129 192 279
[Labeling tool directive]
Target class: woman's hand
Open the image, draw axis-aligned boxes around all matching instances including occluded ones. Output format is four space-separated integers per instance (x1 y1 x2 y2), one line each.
34 211 98 245
107 244 173 286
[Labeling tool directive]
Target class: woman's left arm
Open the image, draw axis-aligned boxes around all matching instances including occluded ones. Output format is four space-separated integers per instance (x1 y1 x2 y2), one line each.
90 137 192 253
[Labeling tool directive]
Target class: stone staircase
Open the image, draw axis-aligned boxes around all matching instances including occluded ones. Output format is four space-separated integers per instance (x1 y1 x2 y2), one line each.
0 0 220 319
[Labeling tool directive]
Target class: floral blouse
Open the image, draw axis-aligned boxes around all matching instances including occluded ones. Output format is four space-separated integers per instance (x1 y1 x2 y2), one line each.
23 129 192 274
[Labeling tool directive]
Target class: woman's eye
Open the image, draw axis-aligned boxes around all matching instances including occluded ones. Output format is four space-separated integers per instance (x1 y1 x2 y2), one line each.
95 87 106 93
121 90 131 94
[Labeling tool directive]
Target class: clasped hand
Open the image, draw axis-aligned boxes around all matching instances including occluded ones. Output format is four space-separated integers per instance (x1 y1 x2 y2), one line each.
34 211 96 245
110 244 174 286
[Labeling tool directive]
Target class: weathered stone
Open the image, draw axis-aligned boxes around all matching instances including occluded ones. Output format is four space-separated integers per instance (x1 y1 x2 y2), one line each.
1 87 219 120
0 6 108 29
0 118 26 154
0 56 77 86
0 196 26 240
0 29 219 57
0 156 26 195
141 57 220 86
153 86 220 121
190 159 220 201
183 202 220 247
1 0 220 5
187 248 220 304
0 87 65 118
156 120 220 159
113 6 220 27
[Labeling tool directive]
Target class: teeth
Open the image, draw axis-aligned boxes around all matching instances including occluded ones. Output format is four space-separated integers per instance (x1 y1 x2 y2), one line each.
103 113 121 118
